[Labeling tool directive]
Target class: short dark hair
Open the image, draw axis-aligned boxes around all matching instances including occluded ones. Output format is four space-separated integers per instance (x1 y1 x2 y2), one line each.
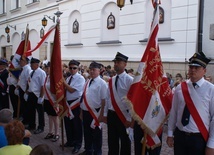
30 144 53 155
0 109 13 123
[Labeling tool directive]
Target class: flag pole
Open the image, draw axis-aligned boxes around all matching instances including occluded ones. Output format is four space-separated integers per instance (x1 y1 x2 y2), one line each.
61 118 64 151
54 19 65 151
17 24 29 119
142 133 147 155
23 24 29 57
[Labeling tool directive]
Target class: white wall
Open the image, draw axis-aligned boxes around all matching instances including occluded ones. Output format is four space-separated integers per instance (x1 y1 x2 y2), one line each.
0 0 202 66
203 0 214 59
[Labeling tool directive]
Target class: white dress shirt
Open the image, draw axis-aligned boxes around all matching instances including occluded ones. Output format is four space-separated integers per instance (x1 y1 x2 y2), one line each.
18 64 32 92
168 78 214 148
81 76 107 110
104 71 133 116
66 72 85 101
28 67 46 98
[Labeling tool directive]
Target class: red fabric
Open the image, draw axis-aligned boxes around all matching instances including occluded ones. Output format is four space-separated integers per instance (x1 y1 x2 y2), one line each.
70 102 80 110
127 2 172 148
9 38 31 80
181 82 208 141
109 78 126 124
83 81 99 127
50 24 68 119
44 76 58 113
25 25 55 56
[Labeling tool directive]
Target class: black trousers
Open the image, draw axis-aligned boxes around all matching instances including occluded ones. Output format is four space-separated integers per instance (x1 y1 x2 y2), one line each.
134 122 162 155
27 92 44 129
19 88 28 125
9 85 18 118
174 128 206 155
0 93 9 110
64 100 82 148
83 110 102 155
107 110 131 155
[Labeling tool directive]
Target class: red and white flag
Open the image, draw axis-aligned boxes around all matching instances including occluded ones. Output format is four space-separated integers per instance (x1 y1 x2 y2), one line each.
9 25 31 80
25 25 56 56
127 0 172 148
50 22 70 119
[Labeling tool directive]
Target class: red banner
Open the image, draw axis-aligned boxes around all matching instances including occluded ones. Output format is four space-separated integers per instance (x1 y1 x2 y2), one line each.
50 23 68 119
127 1 172 148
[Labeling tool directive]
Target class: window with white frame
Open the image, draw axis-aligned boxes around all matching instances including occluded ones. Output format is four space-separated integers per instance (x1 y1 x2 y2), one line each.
11 0 20 10
0 0 6 14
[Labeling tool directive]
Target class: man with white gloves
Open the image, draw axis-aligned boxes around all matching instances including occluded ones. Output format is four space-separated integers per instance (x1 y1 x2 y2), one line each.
104 52 133 155
14 56 32 125
25 58 46 134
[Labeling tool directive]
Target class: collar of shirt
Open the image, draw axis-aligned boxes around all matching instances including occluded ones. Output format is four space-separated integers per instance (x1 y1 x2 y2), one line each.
116 71 127 79
71 72 79 79
190 77 205 88
23 64 29 69
92 75 101 83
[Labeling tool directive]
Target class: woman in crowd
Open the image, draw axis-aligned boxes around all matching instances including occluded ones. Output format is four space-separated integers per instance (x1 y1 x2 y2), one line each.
43 62 59 142
0 120 32 155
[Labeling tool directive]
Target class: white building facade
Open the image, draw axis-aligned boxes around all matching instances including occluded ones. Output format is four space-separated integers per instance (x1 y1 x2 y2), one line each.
0 0 213 78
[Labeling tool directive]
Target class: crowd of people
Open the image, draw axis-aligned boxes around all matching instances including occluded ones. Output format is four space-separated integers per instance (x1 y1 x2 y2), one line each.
0 52 135 155
0 51 214 155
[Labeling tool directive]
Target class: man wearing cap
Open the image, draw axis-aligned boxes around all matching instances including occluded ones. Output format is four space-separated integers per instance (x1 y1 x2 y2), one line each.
7 55 19 119
63 60 85 154
0 58 9 110
25 58 46 134
14 56 32 125
167 52 214 155
80 61 107 155
104 52 133 155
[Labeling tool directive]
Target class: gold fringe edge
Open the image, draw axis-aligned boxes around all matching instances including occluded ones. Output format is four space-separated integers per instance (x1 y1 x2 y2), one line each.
124 96 170 149
123 96 156 137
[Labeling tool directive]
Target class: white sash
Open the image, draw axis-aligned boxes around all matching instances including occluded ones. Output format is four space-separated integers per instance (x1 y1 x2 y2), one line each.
111 76 131 122
185 82 208 130
67 98 80 119
83 80 102 129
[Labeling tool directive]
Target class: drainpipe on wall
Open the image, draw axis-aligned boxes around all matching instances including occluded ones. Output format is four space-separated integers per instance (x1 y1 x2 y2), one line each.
197 0 204 54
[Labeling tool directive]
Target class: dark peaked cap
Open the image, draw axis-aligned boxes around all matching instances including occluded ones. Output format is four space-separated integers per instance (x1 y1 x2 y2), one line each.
0 58 8 65
89 61 102 69
69 60 80 66
30 57 40 63
112 52 128 62
189 52 210 68
44 61 51 67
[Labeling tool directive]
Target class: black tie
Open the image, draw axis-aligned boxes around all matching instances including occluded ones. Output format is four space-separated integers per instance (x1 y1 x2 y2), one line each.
31 70 35 78
68 76 73 85
115 75 119 90
181 82 197 126
89 79 93 87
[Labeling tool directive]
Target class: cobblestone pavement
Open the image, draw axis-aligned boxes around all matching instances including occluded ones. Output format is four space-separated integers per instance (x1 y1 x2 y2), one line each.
29 114 174 155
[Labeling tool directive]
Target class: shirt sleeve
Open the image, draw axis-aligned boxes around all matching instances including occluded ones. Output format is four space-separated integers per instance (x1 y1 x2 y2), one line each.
168 88 179 137
207 95 214 148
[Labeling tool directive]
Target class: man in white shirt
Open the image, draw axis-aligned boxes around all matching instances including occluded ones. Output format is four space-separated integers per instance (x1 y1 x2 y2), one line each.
81 61 107 155
167 52 214 155
25 58 46 134
104 52 133 155
63 60 85 154
15 56 32 125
